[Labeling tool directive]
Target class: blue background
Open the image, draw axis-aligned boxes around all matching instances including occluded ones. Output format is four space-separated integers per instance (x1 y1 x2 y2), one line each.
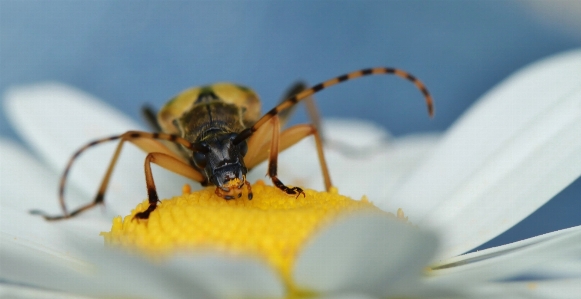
1 1 580 252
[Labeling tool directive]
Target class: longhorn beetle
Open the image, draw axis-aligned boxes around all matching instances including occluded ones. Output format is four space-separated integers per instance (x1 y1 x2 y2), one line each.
32 67 433 220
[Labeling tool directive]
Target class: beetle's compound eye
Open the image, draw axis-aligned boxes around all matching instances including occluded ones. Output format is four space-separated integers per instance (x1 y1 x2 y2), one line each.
192 141 209 168
237 140 248 157
227 133 238 141
193 141 210 153
192 151 207 168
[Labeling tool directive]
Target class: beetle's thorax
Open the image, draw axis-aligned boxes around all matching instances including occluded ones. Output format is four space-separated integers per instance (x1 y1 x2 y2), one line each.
177 102 247 143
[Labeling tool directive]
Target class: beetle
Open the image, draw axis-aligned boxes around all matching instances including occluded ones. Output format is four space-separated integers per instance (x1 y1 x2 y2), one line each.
32 67 433 221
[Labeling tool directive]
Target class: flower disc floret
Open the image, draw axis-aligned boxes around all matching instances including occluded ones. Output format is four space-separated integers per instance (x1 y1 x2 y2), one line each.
102 181 393 287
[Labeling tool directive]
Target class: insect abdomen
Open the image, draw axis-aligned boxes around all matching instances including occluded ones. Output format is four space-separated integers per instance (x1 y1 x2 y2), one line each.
158 83 261 135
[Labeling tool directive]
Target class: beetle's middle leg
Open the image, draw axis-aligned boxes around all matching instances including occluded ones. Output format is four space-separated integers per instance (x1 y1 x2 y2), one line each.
245 115 331 196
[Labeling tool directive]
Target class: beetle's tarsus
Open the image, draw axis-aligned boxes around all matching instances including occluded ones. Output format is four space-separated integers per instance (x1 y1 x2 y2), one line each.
30 209 69 221
272 177 305 198
286 186 305 198
133 205 156 220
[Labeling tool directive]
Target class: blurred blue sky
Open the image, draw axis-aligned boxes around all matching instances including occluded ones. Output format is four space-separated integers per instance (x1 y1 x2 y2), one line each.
1 1 580 251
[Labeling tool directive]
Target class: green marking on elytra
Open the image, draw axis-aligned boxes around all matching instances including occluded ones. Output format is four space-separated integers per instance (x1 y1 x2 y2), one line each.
234 84 252 92
199 85 215 94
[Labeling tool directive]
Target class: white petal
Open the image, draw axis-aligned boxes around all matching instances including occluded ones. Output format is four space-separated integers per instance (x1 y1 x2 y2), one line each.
88 251 284 299
1 203 109 261
431 86 581 259
321 118 392 150
428 226 581 285
1 241 183 299
4 83 141 175
0 204 115 294
387 49 581 259
3 227 285 299
164 254 285 298
3 83 190 216
472 278 581 299
0 232 96 297
329 132 440 202
0 283 93 299
293 212 438 297
68 235 285 299
526 257 581 279
0 138 110 266
318 294 378 299
0 138 91 214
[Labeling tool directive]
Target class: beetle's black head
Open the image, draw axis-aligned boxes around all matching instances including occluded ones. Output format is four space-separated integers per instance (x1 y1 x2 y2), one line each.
191 132 249 199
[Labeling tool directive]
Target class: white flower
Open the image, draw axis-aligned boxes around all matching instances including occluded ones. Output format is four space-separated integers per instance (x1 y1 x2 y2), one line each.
1 50 581 298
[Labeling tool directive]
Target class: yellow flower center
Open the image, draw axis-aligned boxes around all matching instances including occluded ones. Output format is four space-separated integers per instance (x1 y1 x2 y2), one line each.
101 180 392 292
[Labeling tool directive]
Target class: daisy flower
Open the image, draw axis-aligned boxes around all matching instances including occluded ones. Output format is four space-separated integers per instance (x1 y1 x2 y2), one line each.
1 49 581 298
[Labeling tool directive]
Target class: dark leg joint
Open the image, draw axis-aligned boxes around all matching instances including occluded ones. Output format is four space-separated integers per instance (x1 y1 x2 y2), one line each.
147 188 159 204
133 203 157 220
94 193 105 204
133 187 160 220
272 177 305 198
245 180 253 200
